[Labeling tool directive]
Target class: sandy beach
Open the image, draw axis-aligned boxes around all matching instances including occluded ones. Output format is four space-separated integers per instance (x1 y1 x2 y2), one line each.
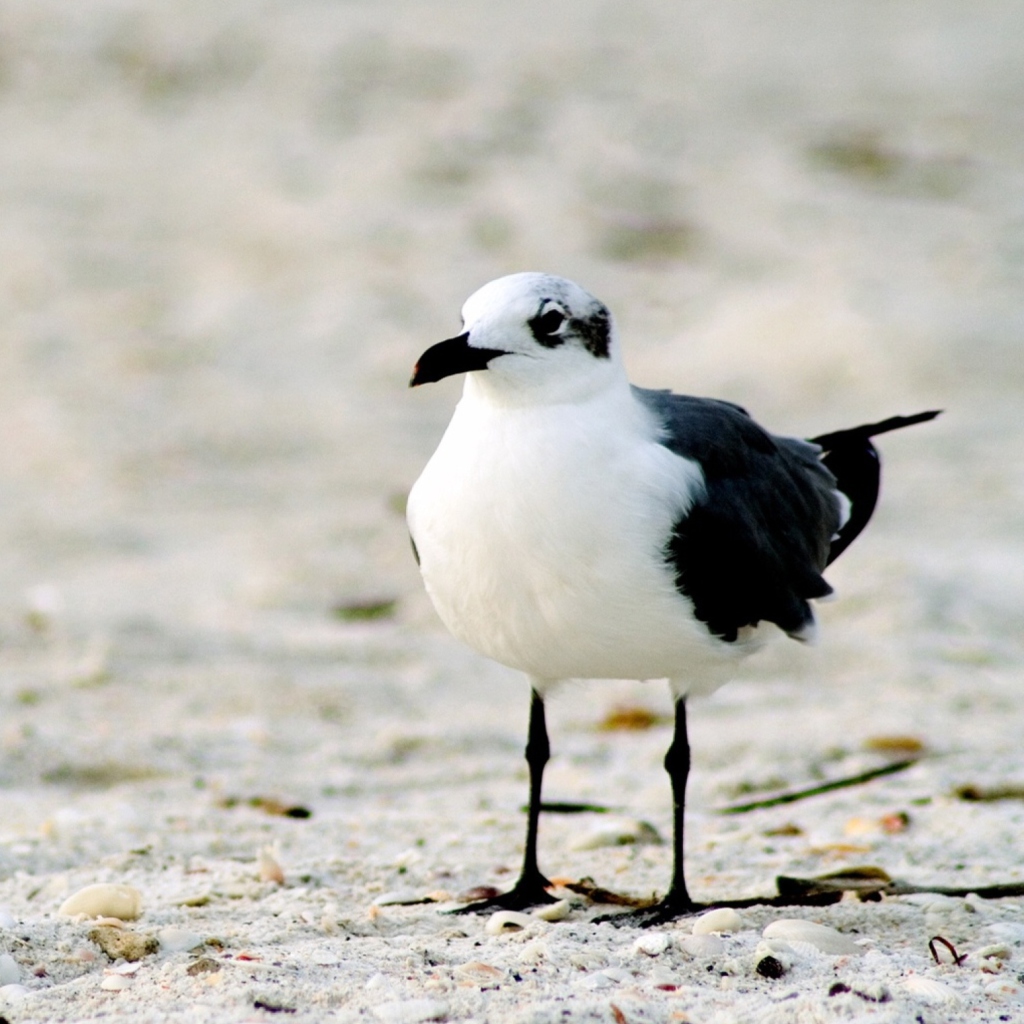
1 1 1023 1021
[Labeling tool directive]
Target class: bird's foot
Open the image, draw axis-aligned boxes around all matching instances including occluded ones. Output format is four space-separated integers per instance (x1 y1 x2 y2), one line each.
593 893 701 928
448 875 557 915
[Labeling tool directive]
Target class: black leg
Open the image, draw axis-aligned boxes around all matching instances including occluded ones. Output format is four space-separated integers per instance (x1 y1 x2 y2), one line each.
452 688 556 913
662 697 696 911
595 697 699 927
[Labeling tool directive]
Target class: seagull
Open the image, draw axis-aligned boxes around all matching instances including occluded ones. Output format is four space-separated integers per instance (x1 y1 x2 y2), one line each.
407 272 939 924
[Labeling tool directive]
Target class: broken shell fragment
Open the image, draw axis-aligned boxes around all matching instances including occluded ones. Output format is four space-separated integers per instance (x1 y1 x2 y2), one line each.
678 933 724 957
532 899 570 922
258 847 285 885
58 884 143 921
762 919 862 955
692 908 744 935
485 911 535 935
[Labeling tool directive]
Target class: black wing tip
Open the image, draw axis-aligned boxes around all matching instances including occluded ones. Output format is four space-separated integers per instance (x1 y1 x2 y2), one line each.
810 409 942 449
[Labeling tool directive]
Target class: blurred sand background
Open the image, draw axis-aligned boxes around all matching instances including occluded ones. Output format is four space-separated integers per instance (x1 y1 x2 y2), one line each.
0 1 1023 1021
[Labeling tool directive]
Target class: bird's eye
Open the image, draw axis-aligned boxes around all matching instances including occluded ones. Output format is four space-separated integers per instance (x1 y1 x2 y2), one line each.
536 308 565 336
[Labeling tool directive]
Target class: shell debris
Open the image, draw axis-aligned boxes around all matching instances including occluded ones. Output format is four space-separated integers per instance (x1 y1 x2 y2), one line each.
485 910 535 935
58 884 143 921
678 933 724 957
762 919 863 956
903 975 960 1005
257 846 285 885
532 899 571 922
632 932 671 957
692 907 744 934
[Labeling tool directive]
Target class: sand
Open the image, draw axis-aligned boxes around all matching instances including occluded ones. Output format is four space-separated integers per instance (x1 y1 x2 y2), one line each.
1 1 1023 1021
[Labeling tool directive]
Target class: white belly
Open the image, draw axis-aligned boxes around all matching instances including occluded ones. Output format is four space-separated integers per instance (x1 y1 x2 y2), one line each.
407 386 763 691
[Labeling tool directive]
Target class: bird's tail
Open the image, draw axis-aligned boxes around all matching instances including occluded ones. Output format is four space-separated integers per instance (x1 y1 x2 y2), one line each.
810 410 941 566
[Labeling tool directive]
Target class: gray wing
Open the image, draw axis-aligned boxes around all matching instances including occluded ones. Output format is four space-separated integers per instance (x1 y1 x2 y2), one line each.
634 387 842 643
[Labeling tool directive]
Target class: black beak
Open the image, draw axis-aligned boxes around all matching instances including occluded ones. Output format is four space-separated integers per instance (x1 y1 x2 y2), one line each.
409 333 509 387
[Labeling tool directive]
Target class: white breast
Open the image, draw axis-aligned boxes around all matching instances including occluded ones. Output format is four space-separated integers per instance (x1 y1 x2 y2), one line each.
408 380 762 690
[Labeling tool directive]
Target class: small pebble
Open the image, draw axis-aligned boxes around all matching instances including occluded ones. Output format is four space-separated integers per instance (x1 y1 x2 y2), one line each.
632 932 671 957
532 899 570 922
485 911 535 935
762 919 862 955
678 933 724 957
59 884 143 921
692 907 744 935
903 975 959 1005
372 998 449 1024
0 954 20 986
756 955 787 979
88 926 159 962
100 974 132 991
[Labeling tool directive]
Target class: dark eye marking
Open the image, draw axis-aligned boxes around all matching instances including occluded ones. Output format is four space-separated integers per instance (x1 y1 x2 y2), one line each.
528 304 567 347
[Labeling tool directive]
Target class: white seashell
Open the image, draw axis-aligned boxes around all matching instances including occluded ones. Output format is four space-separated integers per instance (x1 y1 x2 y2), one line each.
532 899 570 922
679 933 724 957
984 979 1024 1002
0 909 16 930
632 932 671 956
99 974 132 991
58 884 143 921
569 818 662 851
373 890 427 907
156 928 204 953
692 908 744 935
903 975 959 1005
485 911 535 935
0 955 20 986
372 998 449 1024
762 919 862 955
0 984 32 1000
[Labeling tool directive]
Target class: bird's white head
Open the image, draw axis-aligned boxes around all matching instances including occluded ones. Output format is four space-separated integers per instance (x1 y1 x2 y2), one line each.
410 273 624 405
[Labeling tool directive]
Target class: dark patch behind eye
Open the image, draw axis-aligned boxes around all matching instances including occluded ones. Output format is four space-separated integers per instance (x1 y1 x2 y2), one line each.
528 306 566 348
573 304 611 358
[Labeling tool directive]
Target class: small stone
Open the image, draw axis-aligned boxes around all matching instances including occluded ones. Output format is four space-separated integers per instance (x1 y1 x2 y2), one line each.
186 957 222 976
762 919 862 955
633 932 671 956
678 933 724 957
532 899 570 922
100 974 132 991
0 954 20 986
372 998 449 1024
485 910 535 935
59 884 143 921
692 907 744 934
756 955 787 979
88 926 159 962
156 928 204 953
